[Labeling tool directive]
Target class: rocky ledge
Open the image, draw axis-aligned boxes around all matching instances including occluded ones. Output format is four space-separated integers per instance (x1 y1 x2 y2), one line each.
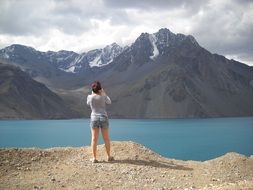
0 141 253 190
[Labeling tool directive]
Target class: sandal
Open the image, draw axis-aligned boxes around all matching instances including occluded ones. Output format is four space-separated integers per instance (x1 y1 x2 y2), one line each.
90 158 98 163
108 156 115 162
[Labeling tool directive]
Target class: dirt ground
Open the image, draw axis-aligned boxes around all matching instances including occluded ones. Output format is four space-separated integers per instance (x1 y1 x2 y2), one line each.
1 141 253 190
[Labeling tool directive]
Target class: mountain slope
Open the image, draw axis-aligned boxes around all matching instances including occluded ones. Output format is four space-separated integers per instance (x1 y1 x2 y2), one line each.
0 63 78 119
0 28 253 118
92 29 253 118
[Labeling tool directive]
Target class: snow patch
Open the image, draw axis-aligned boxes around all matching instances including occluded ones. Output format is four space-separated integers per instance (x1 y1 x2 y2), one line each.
74 54 85 64
3 53 9 59
61 66 76 73
6 46 15 53
149 34 159 60
89 54 113 68
89 55 101 67
107 58 113 64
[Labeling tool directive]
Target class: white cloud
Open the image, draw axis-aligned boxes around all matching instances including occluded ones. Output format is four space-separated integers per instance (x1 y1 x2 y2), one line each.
0 0 252 65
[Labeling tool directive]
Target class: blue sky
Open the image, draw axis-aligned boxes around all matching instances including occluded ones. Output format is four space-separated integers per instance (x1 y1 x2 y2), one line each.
0 0 252 65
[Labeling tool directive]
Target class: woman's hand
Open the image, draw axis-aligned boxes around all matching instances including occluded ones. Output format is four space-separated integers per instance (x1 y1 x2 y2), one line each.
100 88 107 96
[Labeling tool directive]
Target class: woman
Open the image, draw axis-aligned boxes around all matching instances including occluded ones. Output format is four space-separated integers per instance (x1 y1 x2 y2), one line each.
87 81 114 163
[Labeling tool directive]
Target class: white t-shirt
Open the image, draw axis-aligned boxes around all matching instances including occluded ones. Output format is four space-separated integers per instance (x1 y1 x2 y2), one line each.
87 94 111 119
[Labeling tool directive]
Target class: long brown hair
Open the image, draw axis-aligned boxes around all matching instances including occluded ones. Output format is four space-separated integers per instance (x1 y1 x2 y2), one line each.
91 81 102 94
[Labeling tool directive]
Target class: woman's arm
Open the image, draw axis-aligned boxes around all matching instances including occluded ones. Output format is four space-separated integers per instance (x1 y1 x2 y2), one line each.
101 89 111 104
105 96 111 104
87 95 91 106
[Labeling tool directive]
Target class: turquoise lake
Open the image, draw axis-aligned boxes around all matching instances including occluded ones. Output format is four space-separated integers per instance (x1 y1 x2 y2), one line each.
0 117 253 161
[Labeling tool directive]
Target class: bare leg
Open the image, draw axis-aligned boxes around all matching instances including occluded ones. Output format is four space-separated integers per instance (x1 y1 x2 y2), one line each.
101 127 111 159
91 127 99 160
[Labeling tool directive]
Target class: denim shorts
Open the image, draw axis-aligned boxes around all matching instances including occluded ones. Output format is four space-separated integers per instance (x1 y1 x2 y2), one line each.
90 116 109 128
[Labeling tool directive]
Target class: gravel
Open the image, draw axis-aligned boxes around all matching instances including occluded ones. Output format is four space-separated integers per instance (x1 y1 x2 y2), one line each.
0 141 253 190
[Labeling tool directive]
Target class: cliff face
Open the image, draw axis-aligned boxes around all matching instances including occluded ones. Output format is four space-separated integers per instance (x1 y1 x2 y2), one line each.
0 141 253 189
0 63 79 119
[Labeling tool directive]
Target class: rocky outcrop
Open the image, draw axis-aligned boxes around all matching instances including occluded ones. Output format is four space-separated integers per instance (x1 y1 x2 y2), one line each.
0 141 252 189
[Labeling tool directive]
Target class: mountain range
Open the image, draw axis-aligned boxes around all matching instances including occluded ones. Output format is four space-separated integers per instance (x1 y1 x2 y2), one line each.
0 28 253 118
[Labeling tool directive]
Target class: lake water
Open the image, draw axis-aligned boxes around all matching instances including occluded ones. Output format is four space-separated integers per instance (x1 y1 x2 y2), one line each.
0 117 253 161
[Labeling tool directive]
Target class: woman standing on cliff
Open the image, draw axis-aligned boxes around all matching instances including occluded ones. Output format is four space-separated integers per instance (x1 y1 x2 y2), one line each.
87 81 114 163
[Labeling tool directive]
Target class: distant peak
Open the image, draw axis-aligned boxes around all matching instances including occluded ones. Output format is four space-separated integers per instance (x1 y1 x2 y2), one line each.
9 44 27 48
7 44 36 51
111 42 120 47
104 42 122 50
140 32 150 37
57 50 77 54
134 33 150 43
2 44 37 54
155 28 176 37
157 28 172 34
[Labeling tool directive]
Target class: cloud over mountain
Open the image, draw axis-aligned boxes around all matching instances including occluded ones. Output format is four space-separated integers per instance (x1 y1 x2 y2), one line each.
0 0 252 65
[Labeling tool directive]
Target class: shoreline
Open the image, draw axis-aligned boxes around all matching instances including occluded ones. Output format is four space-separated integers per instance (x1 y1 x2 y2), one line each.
1 116 253 120
1 141 253 189
1 145 252 162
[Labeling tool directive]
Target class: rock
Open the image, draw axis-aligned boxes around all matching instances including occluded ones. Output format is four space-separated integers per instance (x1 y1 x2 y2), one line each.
15 163 22 167
12 172 19 176
121 170 129 175
95 184 100 188
50 177 56 182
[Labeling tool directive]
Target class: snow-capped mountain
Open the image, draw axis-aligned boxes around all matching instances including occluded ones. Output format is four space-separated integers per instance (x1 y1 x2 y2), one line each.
0 29 197 75
0 44 42 64
1 28 253 119
61 42 123 73
87 28 253 118
138 28 200 59
0 43 123 74
45 50 79 71
87 43 123 67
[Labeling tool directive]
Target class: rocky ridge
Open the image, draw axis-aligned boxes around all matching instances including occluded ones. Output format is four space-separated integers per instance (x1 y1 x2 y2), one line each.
0 141 253 190
0 42 123 74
